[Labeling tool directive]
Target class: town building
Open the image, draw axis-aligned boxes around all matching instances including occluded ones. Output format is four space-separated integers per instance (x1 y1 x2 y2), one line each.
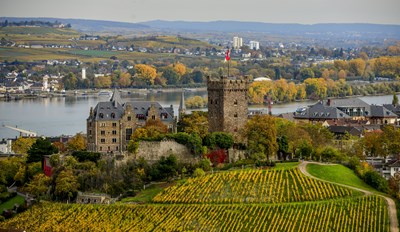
86 89 176 153
249 41 260 50
293 98 399 125
233 37 243 49
207 76 249 140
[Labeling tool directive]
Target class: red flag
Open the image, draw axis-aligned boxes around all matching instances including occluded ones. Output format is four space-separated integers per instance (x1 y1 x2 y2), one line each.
225 49 231 61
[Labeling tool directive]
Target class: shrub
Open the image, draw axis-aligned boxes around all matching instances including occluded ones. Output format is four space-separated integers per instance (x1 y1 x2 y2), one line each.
193 168 205 178
363 170 389 193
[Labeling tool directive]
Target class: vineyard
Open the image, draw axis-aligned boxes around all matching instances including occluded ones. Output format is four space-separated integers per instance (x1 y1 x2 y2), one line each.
0 166 392 231
153 168 360 204
0 196 389 232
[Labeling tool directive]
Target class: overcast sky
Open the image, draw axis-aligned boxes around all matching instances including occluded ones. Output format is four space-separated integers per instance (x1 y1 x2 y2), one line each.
1 0 399 25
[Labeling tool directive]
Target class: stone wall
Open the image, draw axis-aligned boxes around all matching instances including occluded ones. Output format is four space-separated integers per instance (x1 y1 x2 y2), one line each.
135 140 199 163
228 148 246 163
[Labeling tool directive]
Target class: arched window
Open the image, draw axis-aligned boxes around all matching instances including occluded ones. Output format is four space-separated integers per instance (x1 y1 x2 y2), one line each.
234 99 238 105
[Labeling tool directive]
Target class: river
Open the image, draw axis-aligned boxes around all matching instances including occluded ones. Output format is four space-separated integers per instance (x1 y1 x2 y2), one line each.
0 90 398 139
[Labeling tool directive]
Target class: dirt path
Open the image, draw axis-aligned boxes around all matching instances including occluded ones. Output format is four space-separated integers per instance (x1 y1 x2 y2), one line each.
298 161 399 232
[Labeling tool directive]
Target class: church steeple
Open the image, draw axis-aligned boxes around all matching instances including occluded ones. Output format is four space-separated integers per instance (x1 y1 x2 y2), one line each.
110 88 122 107
179 90 186 118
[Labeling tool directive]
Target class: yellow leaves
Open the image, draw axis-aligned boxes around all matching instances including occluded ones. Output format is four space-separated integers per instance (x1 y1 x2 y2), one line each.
135 64 157 85
1 196 387 231
173 63 187 76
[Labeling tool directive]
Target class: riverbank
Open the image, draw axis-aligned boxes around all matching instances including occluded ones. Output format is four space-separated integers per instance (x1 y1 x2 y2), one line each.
0 87 207 101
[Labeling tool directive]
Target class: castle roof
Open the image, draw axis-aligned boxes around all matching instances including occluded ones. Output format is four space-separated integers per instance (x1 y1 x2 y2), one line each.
294 103 351 120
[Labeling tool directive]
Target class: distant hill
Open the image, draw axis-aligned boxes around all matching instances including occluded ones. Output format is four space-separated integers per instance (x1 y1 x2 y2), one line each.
0 17 149 32
1 17 400 39
141 20 400 37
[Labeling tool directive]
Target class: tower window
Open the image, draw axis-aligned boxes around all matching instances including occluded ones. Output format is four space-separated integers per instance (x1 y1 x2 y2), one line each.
210 99 213 104
234 113 238 118
152 115 156 120
234 100 238 105
127 116 132 121
101 130 105 135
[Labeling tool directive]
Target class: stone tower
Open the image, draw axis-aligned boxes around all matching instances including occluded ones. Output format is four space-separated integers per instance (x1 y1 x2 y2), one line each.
207 76 249 140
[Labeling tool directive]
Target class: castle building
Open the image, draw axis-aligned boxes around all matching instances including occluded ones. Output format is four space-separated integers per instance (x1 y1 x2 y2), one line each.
207 76 249 140
87 89 176 153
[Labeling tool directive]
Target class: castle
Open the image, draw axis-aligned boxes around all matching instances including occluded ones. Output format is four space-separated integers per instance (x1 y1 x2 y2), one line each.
207 76 250 140
86 89 176 153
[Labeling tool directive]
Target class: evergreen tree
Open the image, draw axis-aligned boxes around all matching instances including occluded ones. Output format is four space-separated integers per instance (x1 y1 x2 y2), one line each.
392 93 399 106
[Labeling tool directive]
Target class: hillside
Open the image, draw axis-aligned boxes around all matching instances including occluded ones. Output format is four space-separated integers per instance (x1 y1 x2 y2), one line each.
0 165 391 231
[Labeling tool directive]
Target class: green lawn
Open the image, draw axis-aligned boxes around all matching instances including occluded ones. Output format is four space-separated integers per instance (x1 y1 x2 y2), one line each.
273 162 299 170
120 184 166 203
306 163 378 193
0 195 25 214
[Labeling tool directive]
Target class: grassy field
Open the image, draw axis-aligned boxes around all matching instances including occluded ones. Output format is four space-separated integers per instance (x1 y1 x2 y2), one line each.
306 163 378 193
0 195 25 214
120 184 167 203
274 162 299 170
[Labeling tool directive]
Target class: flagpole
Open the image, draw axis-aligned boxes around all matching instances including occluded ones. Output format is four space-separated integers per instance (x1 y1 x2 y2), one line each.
228 59 230 77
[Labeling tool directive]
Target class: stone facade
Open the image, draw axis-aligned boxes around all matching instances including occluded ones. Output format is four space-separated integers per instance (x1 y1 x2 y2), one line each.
76 192 113 204
207 76 249 140
135 140 199 163
87 89 176 154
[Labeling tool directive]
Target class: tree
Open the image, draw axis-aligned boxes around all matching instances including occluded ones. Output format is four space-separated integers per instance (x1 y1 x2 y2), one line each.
94 75 112 88
150 155 179 181
62 72 78 90
193 168 205 178
300 123 333 149
338 70 347 79
11 137 37 155
162 67 179 85
71 151 101 163
362 131 387 157
24 173 50 199
348 58 366 76
204 132 234 150
277 136 289 160
178 111 208 138
27 138 58 168
392 93 399 106
135 64 157 85
55 169 79 201
173 63 187 76
299 68 314 80
67 133 87 151
118 72 132 87
244 115 278 160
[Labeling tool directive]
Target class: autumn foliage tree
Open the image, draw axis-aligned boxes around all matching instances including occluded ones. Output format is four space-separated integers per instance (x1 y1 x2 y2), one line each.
135 64 157 85
67 133 87 151
244 115 278 160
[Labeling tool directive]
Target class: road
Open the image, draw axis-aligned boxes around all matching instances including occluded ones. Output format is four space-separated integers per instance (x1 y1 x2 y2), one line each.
298 161 399 232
